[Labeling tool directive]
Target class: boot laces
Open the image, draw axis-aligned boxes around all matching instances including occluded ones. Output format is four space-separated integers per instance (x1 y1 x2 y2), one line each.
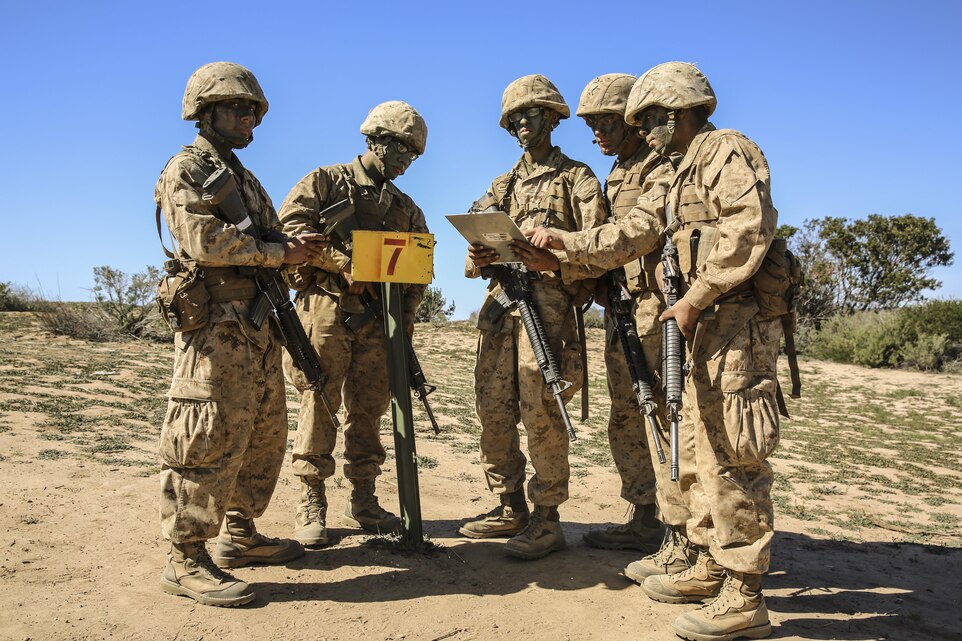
645 527 679 565
701 574 738 616
304 486 323 521
193 546 237 583
519 508 546 537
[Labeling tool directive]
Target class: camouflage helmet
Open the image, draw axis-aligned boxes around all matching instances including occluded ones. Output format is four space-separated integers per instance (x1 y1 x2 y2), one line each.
360 101 428 155
625 62 716 126
576 74 637 117
499 74 570 130
182 62 269 125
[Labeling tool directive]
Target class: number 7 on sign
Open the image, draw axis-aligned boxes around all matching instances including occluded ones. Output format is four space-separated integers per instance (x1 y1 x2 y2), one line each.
351 231 435 285
384 238 406 276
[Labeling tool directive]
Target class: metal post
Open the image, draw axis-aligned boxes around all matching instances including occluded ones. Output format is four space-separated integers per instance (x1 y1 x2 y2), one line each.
381 282 424 546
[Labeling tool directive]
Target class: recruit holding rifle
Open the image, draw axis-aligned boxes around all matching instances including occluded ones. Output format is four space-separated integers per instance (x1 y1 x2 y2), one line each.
201 166 340 426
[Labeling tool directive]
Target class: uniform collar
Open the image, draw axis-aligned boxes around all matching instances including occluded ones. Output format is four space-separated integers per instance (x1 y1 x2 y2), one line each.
350 155 402 198
512 145 565 181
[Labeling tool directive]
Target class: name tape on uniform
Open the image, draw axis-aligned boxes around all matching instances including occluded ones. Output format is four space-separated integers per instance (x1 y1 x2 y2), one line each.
351 231 435 284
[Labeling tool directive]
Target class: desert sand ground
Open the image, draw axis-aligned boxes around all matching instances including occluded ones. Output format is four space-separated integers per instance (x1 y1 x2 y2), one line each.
1 312 960 641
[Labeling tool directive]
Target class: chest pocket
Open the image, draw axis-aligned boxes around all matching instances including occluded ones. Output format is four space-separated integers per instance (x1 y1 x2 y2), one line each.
382 202 414 232
523 176 576 231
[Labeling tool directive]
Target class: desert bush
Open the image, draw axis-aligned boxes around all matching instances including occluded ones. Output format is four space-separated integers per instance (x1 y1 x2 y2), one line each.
899 299 962 343
806 310 906 368
36 266 171 342
37 301 121 342
0 282 35 312
900 333 951 371
415 286 455 324
92 265 162 337
806 305 959 371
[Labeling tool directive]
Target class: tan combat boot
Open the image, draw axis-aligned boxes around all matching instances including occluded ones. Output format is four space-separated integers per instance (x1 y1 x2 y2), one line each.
212 512 305 568
642 548 726 603
583 502 664 551
160 541 255 607
294 478 328 546
625 526 698 583
343 478 402 534
504 505 565 560
672 572 771 641
459 488 529 539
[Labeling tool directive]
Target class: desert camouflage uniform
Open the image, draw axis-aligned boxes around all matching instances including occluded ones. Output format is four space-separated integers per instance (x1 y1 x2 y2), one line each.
556 153 697 528
279 157 427 484
156 135 288 543
669 124 781 574
468 147 606 506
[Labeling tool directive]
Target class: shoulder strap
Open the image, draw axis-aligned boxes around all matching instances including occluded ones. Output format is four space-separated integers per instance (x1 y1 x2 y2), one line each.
155 205 176 260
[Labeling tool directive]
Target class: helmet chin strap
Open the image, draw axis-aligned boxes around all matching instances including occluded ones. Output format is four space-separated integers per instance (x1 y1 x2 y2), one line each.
651 110 676 157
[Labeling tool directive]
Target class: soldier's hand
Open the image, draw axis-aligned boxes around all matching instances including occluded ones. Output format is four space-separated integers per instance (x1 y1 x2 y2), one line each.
341 270 378 298
510 241 561 272
523 227 566 250
660 298 701 341
468 243 499 268
404 313 415 339
283 233 329 265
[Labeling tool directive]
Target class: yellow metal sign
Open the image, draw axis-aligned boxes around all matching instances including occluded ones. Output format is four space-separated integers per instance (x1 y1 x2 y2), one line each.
351 231 435 284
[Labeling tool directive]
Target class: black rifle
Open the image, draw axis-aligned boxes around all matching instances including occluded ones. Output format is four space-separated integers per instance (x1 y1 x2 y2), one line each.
607 268 666 464
661 205 685 481
201 166 342 427
486 265 577 442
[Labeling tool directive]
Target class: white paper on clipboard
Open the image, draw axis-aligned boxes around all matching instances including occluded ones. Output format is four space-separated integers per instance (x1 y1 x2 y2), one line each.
445 212 529 264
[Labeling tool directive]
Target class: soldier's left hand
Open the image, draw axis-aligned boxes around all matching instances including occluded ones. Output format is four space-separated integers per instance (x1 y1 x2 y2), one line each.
283 233 330 264
509 241 561 272
660 298 702 341
523 227 566 250
404 313 415 339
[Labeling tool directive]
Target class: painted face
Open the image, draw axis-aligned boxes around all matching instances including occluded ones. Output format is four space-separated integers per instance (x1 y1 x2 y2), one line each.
376 137 419 179
583 113 630 156
508 106 547 148
212 99 258 148
635 106 673 156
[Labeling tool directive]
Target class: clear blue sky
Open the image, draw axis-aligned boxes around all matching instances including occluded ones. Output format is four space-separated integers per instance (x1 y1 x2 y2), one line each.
2 0 959 319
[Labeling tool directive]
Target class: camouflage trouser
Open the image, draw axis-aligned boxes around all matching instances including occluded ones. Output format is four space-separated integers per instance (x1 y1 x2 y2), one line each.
475 282 582 507
685 308 782 574
286 291 389 482
605 292 695 525
159 305 288 543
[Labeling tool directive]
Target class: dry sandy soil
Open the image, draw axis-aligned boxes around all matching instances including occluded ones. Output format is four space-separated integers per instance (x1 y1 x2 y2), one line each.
1 313 960 641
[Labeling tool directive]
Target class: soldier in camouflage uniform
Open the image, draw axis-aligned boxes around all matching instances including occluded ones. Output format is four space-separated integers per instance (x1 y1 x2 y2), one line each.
278 101 429 546
156 62 325 607
630 62 779 641
459 75 606 560
527 79 702 582
572 73 672 554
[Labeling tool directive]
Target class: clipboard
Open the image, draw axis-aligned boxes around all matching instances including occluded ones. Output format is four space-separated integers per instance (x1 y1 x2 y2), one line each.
446 211 529 264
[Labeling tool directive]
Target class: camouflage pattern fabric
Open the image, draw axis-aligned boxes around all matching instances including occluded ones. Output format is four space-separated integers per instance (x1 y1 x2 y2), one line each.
155 135 288 543
278 157 427 482
359 101 428 155
469 147 606 506
558 154 673 273
667 124 780 574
